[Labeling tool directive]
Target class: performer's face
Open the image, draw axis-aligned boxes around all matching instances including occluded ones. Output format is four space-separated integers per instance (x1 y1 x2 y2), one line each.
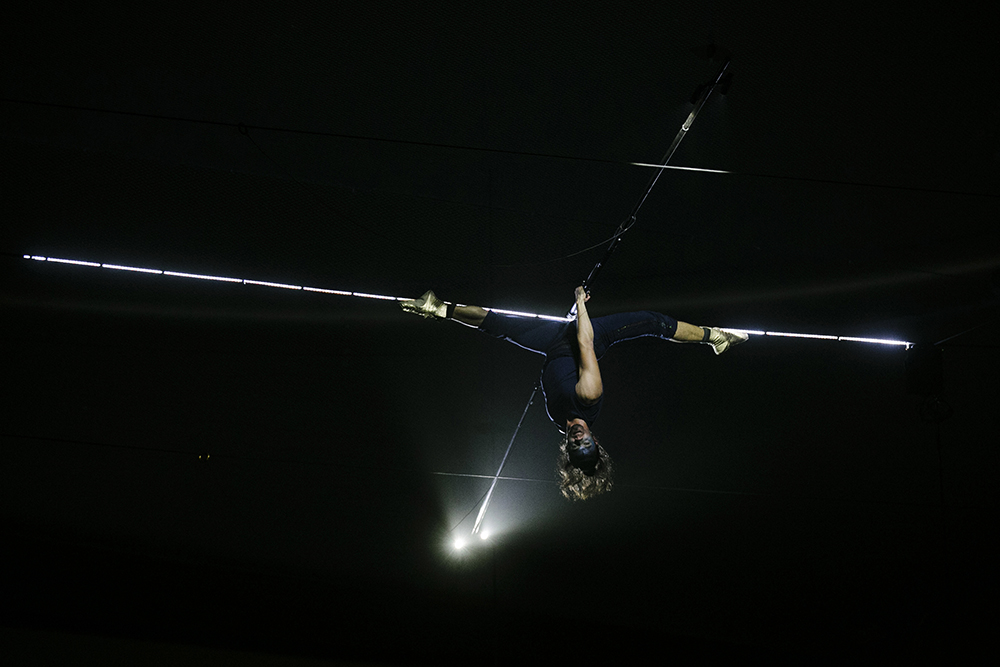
566 421 599 472
567 421 593 450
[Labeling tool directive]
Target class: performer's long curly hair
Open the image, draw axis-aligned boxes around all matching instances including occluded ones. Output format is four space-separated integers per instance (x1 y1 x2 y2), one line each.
556 435 614 501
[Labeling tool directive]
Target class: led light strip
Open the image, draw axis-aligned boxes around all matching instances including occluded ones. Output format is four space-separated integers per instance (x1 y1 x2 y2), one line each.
23 255 913 346
24 254 574 320
724 329 911 348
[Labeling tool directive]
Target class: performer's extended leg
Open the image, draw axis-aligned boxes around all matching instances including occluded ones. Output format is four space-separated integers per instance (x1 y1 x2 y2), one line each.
674 321 708 341
476 310 568 356
591 311 678 358
399 291 564 353
399 291 487 326
592 311 746 357
451 305 487 327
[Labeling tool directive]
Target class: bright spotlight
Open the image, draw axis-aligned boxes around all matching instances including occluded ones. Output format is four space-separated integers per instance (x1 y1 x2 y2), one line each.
453 538 466 550
479 531 490 541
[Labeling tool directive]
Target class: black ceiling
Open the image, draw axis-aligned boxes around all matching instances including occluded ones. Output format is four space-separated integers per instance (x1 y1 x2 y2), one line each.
2 3 999 664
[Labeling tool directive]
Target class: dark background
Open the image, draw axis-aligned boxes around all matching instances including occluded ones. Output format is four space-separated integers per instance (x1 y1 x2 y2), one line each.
2 3 998 664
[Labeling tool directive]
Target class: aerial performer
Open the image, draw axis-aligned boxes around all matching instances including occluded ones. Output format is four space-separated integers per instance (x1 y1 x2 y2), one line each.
401 287 748 501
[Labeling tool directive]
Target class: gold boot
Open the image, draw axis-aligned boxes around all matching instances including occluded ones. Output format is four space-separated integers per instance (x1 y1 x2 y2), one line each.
706 327 749 355
400 290 448 319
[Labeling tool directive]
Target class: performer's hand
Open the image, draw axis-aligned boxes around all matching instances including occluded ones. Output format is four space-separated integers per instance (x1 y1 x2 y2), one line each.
575 286 590 304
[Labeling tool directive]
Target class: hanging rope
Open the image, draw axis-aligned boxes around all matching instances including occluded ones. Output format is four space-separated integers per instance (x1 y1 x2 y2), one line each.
469 56 733 535
580 57 732 298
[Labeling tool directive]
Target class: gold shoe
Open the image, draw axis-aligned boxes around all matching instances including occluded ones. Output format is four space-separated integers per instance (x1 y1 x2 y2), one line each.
706 327 749 355
400 290 448 319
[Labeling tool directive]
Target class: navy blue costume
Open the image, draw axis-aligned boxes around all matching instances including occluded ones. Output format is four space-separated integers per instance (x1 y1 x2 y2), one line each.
478 310 679 431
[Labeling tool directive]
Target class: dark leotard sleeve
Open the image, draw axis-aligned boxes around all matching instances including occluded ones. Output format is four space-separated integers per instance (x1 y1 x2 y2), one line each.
541 355 602 431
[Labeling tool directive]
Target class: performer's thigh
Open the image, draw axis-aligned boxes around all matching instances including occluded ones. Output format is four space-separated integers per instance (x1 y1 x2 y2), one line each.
479 311 568 355
591 311 678 358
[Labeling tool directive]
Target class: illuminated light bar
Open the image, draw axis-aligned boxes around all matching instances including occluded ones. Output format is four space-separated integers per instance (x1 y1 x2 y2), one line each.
837 336 910 346
766 331 839 340
45 256 103 267
243 279 301 290
102 263 163 275
26 255 98 267
488 308 573 322
351 292 398 301
303 286 353 296
629 162 732 174
489 308 538 318
760 331 911 346
162 270 242 283
18 255 914 346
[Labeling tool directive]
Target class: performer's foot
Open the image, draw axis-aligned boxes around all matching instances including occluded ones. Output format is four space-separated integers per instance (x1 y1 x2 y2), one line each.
706 327 749 355
400 290 448 319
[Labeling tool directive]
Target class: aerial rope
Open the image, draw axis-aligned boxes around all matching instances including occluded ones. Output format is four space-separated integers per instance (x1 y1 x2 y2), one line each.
469 55 734 535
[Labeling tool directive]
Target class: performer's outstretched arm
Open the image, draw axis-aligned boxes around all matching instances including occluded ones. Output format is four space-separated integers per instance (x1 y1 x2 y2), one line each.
573 286 603 405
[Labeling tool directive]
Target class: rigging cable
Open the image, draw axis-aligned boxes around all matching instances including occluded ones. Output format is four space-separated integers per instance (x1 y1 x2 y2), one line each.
470 56 733 536
6 96 996 200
